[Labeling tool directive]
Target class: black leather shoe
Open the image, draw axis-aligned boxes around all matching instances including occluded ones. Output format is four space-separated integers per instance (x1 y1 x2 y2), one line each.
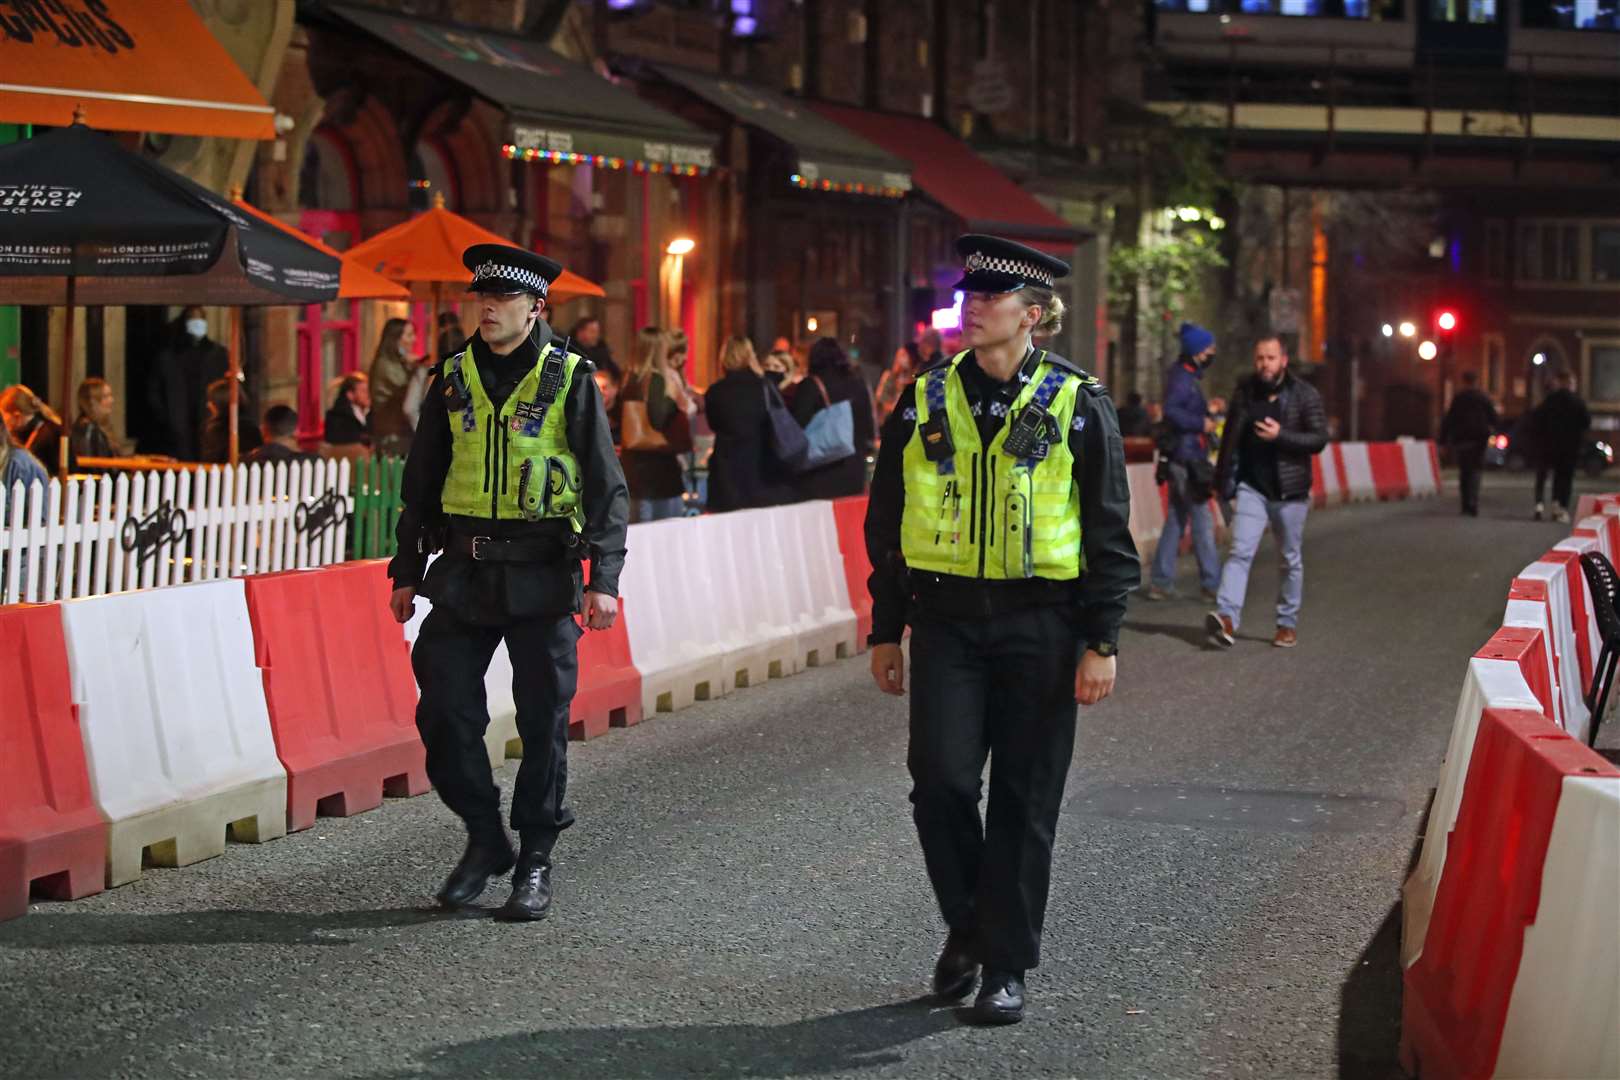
435 834 515 909
971 969 1026 1025
493 852 552 922
932 930 981 1000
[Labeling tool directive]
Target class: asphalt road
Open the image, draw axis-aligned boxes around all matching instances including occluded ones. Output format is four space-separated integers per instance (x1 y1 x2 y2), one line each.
0 471 1599 1080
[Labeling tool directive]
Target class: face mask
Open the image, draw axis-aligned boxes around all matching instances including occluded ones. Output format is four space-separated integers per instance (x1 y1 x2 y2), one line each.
765 370 786 387
186 318 208 340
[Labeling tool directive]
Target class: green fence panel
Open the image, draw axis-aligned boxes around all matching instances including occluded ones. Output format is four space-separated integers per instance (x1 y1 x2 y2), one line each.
348 454 405 560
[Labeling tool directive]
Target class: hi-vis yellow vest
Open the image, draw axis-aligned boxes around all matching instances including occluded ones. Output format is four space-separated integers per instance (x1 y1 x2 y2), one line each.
441 342 583 525
900 351 1084 580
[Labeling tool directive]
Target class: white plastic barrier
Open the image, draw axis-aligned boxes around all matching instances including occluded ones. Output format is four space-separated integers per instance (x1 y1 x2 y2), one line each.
768 501 859 669
1126 462 1165 553
1518 560 1592 744
1402 655 1545 968
1317 447 1344 507
1503 597 1568 734
1494 775 1620 1080
1554 535 1605 679
1338 442 1377 502
696 511 799 690
1575 515 1614 561
400 558 516 767
1399 438 1439 497
59 579 288 886
618 517 727 716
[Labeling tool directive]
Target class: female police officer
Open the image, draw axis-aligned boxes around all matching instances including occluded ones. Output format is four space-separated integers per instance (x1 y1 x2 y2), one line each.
865 235 1138 1023
388 243 628 922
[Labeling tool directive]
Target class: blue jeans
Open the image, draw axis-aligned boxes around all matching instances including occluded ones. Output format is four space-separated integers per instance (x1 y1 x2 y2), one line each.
631 496 685 523
1216 483 1309 630
1151 485 1220 592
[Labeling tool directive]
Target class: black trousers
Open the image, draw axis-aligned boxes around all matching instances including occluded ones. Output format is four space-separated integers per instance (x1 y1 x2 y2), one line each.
1452 442 1485 514
1535 455 1577 511
907 605 1082 972
412 605 581 855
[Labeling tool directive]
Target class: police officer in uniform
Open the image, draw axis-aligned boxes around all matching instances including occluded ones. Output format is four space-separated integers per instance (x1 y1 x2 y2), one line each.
388 243 629 921
865 235 1139 1023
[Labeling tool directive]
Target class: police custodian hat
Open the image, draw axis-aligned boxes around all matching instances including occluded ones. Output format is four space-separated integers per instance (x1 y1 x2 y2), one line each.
463 243 564 298
952 234 1071 294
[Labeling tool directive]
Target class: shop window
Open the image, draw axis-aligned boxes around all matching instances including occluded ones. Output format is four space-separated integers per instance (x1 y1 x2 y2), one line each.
1593 226 1620 284
1521 0 1619 27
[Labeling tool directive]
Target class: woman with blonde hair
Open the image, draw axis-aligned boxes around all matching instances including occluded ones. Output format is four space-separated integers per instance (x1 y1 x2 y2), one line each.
702 335 791 512
615 327 689 521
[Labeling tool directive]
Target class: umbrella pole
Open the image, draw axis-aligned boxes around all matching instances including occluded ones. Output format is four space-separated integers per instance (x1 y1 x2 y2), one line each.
57 275 76 478
228 307 242 468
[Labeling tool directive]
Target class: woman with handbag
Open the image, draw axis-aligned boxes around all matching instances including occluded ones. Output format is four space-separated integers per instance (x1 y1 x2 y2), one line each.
790 337 875 500
615 327 691 521
704 336 794 513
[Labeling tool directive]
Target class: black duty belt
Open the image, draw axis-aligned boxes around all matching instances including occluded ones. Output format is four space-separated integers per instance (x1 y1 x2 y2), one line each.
911 572 1075 619
447 532 565 563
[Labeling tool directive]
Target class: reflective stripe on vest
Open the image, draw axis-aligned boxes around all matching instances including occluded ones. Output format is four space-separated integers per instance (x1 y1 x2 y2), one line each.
900 351 1083 580
441 343 583 524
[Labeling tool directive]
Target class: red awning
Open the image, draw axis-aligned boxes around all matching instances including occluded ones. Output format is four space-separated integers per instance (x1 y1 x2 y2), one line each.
809 104 1084 255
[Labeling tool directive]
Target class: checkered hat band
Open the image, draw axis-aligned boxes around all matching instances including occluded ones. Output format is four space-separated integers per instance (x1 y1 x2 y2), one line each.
473 260 549 296
964 253 1052 287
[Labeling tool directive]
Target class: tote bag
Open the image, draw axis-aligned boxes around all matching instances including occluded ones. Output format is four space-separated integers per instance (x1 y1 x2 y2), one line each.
798 376 856 472
763 379 809 470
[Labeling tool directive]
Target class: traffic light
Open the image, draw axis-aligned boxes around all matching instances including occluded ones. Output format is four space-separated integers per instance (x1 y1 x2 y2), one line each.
1437 310 1457 333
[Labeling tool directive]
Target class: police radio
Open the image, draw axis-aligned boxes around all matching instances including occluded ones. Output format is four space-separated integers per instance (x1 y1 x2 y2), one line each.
1001 403 1056 461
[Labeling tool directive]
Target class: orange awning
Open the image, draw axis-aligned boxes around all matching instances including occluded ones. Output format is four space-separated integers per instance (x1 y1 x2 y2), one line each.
232 198 410 301
346 199 605 306
0 5 275 140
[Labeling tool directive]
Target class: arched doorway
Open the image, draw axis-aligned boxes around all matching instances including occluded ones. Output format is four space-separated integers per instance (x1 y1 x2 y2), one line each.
296 128 363 445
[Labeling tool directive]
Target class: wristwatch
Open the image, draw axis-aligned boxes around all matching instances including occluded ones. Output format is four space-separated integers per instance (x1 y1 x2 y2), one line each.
1088 641 1118 658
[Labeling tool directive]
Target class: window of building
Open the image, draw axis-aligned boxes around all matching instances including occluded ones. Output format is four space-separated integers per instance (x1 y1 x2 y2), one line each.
298 129 357 213
1483 334 1506 396
1521 0 1620 27
409 140 459 211
1516 221 1586 284
1519 224 1540 281
1586 341 1620 408
1428 0 1498 20
1594 226 1620 284
1561 226 1581 281
1485 221 1505 282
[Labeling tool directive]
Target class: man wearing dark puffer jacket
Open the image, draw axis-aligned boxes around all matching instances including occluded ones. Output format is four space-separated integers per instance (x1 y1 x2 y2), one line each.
1206 335 1327 649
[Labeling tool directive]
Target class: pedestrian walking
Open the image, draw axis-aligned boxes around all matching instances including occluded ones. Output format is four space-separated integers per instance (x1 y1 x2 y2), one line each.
387 243 628 920
1145 323 1221 602
790 336 876 500
1206 335 1327 649
1530 369 1590 524
615 327 691 522
703 336 792 512
865 235 1139 1024
1439 370 1498 517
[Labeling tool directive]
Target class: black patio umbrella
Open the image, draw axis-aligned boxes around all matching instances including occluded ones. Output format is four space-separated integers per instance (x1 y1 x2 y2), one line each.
0 118 341 471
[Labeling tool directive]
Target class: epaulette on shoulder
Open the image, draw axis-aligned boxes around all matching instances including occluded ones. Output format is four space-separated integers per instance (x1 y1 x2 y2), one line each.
1042 351 1110 397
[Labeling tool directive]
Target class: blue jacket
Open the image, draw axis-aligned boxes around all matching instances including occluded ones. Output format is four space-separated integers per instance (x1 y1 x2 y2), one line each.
1162 360 1209 462
2 442 48 495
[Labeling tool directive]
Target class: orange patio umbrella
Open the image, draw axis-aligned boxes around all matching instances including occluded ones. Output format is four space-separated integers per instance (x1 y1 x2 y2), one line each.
230 197 411 301
345 193 604 309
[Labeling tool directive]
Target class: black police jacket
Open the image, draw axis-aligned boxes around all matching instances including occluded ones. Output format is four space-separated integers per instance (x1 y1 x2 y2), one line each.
863 348 1140 651
388 320 629 622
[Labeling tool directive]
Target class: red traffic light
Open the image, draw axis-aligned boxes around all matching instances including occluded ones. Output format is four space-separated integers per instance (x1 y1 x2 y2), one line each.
1436 310 1457 332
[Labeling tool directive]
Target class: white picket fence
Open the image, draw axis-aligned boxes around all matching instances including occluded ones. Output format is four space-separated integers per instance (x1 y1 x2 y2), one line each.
0 458 353 604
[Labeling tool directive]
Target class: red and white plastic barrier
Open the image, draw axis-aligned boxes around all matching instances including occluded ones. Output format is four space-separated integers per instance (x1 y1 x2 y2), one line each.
1402 492 1620 1079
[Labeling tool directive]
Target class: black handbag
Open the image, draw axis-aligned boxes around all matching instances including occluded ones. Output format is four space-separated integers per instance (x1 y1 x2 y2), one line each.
763 380 809 470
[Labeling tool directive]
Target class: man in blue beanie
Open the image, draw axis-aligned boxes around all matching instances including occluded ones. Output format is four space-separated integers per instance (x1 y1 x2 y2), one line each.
1145 322 1221 602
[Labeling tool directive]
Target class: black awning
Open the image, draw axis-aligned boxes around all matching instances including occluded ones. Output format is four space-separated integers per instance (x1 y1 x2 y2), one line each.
653 66 912 196
329 5 717 171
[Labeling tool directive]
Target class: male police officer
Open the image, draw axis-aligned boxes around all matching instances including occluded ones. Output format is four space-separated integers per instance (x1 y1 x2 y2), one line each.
388 243 628 921
865 236 1139 1023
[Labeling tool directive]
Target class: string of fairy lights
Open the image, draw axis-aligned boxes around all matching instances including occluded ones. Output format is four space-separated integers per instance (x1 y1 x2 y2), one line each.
498 144 906 198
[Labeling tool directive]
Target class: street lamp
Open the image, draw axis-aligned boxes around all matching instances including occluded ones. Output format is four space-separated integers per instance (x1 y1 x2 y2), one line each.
1399 321 1417 338
1381 323 1394 338
665 237 695 256
1418 340 1438 361
1533 352 1547 367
